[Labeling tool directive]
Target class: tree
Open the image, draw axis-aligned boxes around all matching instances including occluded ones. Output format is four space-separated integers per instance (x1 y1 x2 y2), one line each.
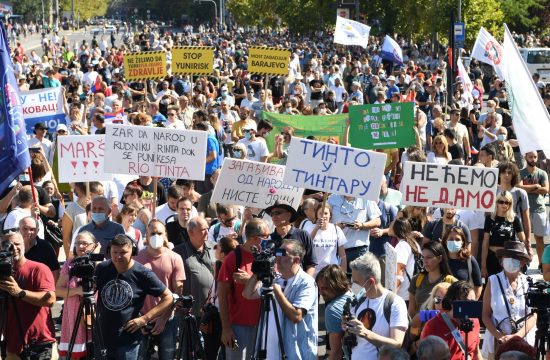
60 0 109 21
499 0 547 32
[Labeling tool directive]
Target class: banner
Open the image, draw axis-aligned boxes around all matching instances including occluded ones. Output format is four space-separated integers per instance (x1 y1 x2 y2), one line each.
212 158 304 209
333 16 371 49
283 137 386 200
123 51 167 81
0 21 30 194
104 124 207 179
401 162 498 211
20 87 65 134
502 24 550 156
262 112 347 157
471 27 504 79
457 57 474 105
57 135 111 182
384 243 397 292
380 35 403 65
247 47 290 76
172 46 214 75
348 102 415 149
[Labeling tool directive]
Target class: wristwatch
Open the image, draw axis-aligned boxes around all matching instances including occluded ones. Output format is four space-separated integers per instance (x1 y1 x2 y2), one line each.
17 290 26 299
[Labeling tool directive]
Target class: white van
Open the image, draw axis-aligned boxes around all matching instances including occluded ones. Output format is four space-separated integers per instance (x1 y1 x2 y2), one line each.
519 48 550 83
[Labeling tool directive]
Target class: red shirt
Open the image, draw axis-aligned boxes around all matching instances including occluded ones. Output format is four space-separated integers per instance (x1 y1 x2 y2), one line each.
421 312 480 360
217 248 260 326
7 260 56 354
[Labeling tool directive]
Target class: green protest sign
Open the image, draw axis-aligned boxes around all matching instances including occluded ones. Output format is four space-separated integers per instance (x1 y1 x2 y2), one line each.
348 102 415 149
262 112 348 155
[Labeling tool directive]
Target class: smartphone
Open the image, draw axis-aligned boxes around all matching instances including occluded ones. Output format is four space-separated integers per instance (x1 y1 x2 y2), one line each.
341 222 356 227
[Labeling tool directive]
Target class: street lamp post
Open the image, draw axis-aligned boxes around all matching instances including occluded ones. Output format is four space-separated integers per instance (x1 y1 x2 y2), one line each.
194 0 217 28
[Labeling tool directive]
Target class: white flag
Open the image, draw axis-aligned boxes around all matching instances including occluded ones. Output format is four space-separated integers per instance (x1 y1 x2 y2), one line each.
333 16 370 49
380 35 404 65
457 57 474 107
471 27 504 79
502 24 550 156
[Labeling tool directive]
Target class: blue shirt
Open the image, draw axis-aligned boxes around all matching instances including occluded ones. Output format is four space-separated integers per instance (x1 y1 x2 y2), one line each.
325 291 353 334
151 113 167 123
78 220 125 253
205 134 220 175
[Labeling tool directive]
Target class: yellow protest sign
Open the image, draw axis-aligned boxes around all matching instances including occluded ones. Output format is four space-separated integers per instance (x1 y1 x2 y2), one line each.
172 47 214 75
123 51 167 81
247 47 290 76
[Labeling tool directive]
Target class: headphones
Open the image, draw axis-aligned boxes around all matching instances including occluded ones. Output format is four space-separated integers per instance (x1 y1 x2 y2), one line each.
105 234 138 257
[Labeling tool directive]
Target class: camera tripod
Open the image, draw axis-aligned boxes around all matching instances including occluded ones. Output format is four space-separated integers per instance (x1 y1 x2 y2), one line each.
251 282 287 360
175 308 204 360
533 308 550 360
66 279 107 360
458 318 474 360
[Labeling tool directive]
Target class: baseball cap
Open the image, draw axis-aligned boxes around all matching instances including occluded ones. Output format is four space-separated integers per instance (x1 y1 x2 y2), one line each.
242 121 257 132
56 124 68 132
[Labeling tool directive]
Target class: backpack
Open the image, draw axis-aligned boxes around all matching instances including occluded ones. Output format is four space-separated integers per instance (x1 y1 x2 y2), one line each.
213 220 242 242
415 273 456 288
405 248 424 283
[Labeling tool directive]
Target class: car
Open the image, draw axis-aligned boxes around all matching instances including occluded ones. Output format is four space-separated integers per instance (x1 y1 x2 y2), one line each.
90 25 117 35
519 48 550 83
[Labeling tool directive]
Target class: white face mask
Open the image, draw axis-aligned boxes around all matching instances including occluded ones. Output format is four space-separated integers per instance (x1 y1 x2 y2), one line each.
351 279 371 297
502 257 521 273
149 234 164 249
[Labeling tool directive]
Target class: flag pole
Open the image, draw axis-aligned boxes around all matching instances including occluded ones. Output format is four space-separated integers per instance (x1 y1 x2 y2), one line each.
27 165 39 219
152 177 158 219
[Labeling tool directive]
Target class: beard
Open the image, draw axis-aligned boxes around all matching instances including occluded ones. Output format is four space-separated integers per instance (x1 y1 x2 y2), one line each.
527 160 537 167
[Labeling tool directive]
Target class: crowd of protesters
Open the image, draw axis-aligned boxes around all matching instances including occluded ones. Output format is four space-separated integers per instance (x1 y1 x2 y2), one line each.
0 20 549 360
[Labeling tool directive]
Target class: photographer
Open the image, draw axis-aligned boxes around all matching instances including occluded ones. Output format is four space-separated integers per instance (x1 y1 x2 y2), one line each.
316 265 352 360
134 220 185 360
0 232 57 359
243 239 318 360
95 234 173 359
56 231 100 358
420 281 481 359
342 252 409 360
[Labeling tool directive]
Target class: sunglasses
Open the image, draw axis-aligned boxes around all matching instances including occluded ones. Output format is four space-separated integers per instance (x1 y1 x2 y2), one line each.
150 232 164 236
497 200 511 205
434 297 442 304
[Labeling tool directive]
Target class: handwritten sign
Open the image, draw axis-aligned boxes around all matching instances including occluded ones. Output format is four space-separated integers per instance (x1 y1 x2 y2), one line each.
401 162 498 211
384 243 397 292
21 87 65 134
247 47 289 76
57 135 111 182
348 102 416 149
123 51 167 81
104 124 207 180
172 46 214 75
283 137 387 200
212 159 304 209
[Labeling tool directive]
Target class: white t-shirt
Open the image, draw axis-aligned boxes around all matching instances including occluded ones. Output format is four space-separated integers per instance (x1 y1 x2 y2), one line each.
237 138 269 162
28 137 53 164
395 240 421 300
309 223 347 276
154 203 198 224
3 207 45 239
351 290 409 360
431 209 485 230
446 121 469 147
207 223 238 243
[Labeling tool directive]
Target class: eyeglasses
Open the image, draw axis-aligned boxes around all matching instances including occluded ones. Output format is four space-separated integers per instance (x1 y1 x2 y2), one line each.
76 241 95 247
434 297 442 304
57 130 67 134
281 132 290 136
167 113 176 116
243 129 253 133
497 200 512 205
150 232 164 236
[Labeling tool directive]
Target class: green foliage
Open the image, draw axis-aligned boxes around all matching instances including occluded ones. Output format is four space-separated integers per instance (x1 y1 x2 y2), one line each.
60 0 109 21
13 0 47 21
499 0 546 31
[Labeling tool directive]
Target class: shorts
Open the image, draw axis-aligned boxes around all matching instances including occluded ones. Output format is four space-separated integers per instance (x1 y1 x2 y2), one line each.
529 211 547 236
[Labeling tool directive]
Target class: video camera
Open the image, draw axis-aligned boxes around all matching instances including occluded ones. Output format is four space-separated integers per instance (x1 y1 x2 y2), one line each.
526 278 550 309
342 297 358 348
69 252 104 296
0 242 14 280
173 293 194 309
251 241 286 286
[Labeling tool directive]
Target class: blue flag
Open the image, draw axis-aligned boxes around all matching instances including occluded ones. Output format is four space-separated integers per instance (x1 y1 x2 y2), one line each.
0 21 30 195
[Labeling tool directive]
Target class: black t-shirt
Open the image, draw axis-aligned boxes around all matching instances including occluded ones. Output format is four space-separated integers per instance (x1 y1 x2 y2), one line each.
309 79 324 100
448 257 482 286
422 218 472 243
249 74 263 94
270 226 317 271
95 260 166 349
25 239 60 273
166 221 190 247
129 81 145 102
448 143 464 161
484 215 523 247
270 76 285 98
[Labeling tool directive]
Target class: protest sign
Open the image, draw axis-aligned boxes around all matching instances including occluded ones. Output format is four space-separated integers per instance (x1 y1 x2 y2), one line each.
283 137 387 200
57 135 111 182
247 47 290 76
21 87 66 134
262 112 347 160
348 102 415 149
172 46 214 75
104 124 207 180
123 51 167 81
401 162 498 211
384 243 397 292
212 158 304 209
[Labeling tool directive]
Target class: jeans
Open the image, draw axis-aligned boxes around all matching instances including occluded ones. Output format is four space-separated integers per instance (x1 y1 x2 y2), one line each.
139 317 178 360
225 324 257 360
345 245 369 276
106 343 140 360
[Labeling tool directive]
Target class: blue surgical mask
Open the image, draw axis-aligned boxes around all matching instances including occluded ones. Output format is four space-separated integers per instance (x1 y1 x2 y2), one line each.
91 212 107 224
244 132 252 140
502 257 521 273
233 150 241 158
446 240 462 253
497 134 506 142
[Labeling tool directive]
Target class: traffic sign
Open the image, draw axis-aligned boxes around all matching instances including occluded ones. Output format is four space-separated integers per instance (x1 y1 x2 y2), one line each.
454 22 465 49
